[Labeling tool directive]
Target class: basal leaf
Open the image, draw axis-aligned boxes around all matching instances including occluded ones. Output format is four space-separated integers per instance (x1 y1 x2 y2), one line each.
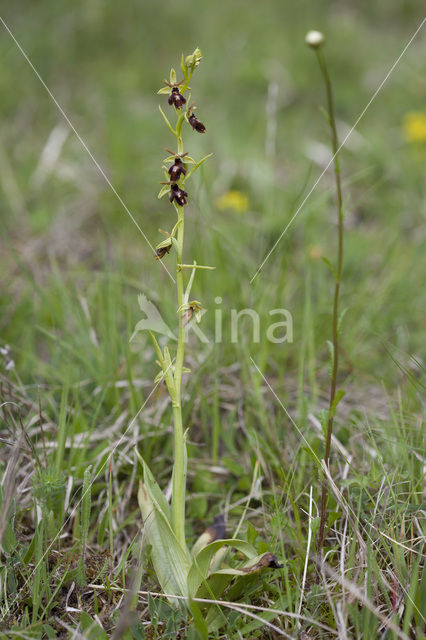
211 552 283 577
136 452 171 519
187 538 257 598
138 480 190 600
188 598 208 640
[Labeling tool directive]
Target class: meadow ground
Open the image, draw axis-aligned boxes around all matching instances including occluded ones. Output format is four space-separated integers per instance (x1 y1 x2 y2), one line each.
0 1 425 638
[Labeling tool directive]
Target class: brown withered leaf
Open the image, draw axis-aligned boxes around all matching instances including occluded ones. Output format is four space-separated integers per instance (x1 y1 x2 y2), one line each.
240 552 283 573
191 514 226 557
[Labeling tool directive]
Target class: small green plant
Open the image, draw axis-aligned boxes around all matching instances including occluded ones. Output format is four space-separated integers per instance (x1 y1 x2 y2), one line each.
305 31 346 553
133 48 282 636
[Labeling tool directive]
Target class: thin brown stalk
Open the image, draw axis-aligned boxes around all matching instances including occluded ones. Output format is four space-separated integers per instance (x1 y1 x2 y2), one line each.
315 47 345 553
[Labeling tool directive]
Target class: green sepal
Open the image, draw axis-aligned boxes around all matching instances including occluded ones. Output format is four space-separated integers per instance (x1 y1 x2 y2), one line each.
158 184 171 199
156 237 173 251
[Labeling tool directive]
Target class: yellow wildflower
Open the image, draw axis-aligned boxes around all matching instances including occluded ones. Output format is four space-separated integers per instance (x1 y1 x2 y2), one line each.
215 190 249 213
308 245 324 260
402 111 426 143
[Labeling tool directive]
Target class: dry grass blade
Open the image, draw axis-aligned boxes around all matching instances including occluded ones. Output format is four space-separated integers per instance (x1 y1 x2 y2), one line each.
320 562 411 640
0 433 24 552
87 583 339 635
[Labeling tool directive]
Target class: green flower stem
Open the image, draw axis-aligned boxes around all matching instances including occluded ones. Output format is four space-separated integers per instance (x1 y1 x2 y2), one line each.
156 51 204 551
178 264 215 270
181 68 194 94
315 48 344 553
172 204 186 548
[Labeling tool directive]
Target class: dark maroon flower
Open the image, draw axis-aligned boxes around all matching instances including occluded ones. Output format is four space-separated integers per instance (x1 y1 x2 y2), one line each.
169 183 188 206
168 87 186 109
188 112 206 133
168 157 187 182
155 246 171 260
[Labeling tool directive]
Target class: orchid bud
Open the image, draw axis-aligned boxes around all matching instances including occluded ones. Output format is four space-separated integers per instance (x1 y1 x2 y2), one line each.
185 47 202 70
188 112 206 133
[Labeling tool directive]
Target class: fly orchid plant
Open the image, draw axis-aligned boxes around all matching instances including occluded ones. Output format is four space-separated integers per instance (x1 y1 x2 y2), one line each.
133 49 282 635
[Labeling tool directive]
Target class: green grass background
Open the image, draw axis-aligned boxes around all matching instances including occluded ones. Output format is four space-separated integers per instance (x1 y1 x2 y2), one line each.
0 1 425 638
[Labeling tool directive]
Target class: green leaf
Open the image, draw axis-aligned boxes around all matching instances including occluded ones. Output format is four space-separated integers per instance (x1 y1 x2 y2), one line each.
319 408 329 437
158 105 176 136
205 601 230 632
80 612 108 639
138 476 190 600
188 496 208 520
237 609 281 637
247 522 258 546
136 452 170 519
326 339 334 378
157 86 171 95
43 624 57 639
185 154 213 181
188 599 209 640
310 516 320 535
129 622 145 639
337 307 348 334
169 68 177 85
330 389 346 416
321 256 338 281
130 294 176 341
188 538 257 598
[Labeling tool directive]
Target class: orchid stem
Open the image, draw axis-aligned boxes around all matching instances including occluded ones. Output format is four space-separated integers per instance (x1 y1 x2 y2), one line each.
172 204 186 548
